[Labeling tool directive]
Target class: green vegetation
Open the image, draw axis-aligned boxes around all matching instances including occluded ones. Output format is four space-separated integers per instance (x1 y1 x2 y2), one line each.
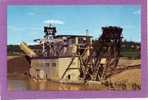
102 80 141 90
120 51 140 59
120 40 140 59
7 45 23 56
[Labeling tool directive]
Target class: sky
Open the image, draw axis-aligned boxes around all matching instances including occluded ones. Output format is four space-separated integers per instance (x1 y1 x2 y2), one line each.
7 5 141 45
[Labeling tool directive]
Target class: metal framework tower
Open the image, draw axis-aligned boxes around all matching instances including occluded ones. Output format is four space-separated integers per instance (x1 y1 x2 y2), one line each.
79 26 123 81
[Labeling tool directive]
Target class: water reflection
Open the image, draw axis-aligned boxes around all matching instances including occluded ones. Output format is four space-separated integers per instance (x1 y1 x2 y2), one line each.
8 79 105 91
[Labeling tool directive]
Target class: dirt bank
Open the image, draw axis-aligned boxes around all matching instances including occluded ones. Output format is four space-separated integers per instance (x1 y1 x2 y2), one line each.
8 56 30 74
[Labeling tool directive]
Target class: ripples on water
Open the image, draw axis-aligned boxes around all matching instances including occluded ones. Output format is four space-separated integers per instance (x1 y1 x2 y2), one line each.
8 79 105 91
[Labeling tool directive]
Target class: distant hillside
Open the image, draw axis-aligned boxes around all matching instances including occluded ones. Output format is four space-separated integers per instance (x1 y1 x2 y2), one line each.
120 41 140 59
7 41 140 59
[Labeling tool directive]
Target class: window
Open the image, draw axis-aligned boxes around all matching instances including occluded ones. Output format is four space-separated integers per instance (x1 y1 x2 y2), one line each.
78 37 84 44
69 38 75 44
45 63 50 66
52 63 56 67
67 74 71 80
72 38 76 44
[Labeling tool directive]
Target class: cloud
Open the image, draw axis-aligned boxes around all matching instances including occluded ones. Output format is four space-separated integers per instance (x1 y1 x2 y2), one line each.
8 25 41 33
43 19 64 25
133 10 140 15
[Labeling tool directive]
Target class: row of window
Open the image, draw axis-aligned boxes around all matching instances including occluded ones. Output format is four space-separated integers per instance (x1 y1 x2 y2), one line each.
44 62 56 67
44 62 76 67
68 38 91 44
34 61 76 68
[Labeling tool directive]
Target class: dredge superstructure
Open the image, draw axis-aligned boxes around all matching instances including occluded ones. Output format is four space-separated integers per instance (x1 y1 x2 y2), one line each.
20 24 123 83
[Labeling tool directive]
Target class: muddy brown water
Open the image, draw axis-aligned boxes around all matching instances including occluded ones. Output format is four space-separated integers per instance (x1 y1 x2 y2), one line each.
8 56 140 91
8 56 105 91
8 78 106 91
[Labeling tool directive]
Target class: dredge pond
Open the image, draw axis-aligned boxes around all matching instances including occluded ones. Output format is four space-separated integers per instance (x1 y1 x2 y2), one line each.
8 78 106 91
8 56 141 91
8 56 106 91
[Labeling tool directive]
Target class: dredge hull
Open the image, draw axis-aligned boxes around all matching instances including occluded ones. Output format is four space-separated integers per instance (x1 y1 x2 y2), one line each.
29 56 81 83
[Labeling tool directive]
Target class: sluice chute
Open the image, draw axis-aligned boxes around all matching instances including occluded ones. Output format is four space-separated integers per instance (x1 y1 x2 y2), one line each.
19 42 37 57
